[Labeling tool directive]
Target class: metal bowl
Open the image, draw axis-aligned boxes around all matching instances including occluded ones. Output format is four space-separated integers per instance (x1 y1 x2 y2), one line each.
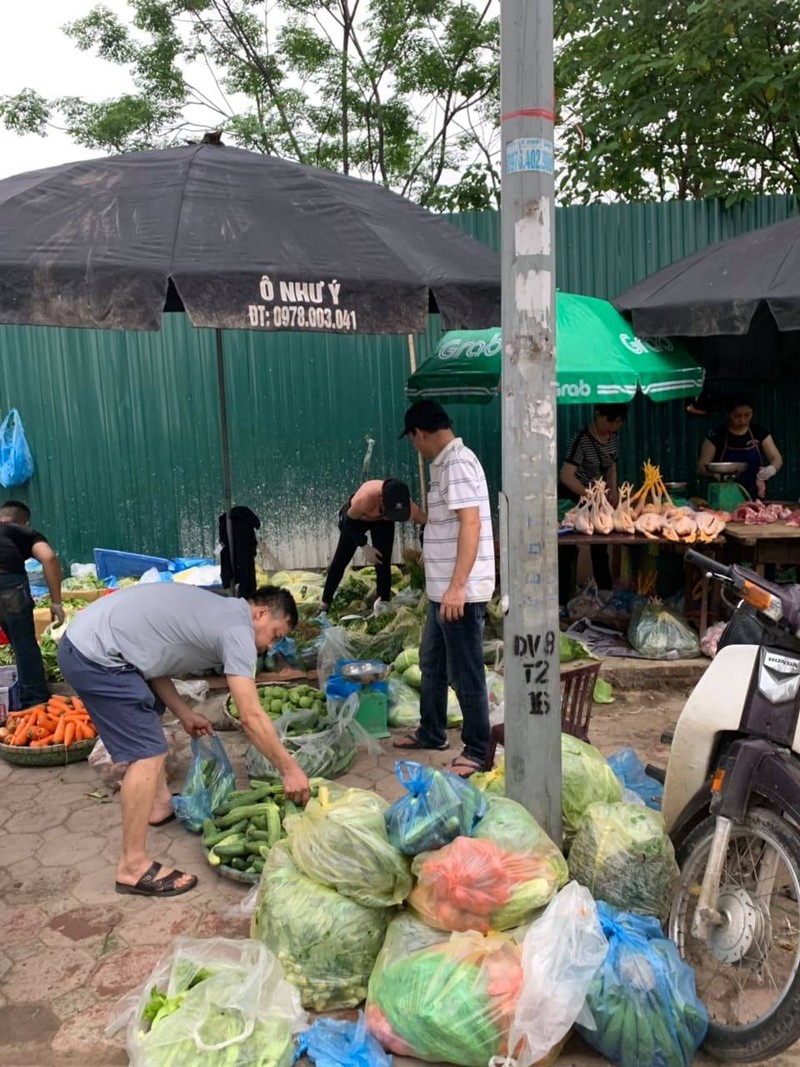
707 462 749 476
664 481 688 493
340 659 391 685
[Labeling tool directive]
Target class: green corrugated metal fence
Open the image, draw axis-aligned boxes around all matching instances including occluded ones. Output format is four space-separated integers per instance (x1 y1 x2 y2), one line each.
1 195 797 567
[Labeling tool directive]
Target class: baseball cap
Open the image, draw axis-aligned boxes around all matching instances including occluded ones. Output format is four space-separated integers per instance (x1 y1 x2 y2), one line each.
399 400 453 438
382 479 411 522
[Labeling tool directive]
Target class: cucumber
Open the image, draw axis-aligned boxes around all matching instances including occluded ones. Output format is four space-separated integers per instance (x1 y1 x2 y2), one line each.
246 827 273 842
214 838 249 859
213 785 272 815
228 856 249 871
203 818 248 848
215 802 281 828
265 802 282 846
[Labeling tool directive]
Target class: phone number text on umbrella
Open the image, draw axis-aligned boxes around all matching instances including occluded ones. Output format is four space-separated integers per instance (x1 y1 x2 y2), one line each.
248 275 358 331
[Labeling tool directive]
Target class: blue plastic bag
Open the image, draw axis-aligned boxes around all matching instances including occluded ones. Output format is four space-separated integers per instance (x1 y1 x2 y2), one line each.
384 760 487 856
608 747 664 810
577 901 708 1067
0 409 34 487
172 734 235 832
294 1012 392 1067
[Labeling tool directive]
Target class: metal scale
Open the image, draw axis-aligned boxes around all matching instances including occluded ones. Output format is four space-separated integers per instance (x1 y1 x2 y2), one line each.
706 461 751 511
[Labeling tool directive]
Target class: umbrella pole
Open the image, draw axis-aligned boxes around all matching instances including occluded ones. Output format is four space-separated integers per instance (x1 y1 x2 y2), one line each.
215 328 237 596
407 334 428 513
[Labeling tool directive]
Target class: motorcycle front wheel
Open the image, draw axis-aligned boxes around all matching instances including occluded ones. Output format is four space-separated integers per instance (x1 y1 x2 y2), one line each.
670 807 800 1062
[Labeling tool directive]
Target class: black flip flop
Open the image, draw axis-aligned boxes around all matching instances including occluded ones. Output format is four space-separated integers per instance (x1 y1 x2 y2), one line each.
392 730 450 752
115 861 198 897
149 812 176 827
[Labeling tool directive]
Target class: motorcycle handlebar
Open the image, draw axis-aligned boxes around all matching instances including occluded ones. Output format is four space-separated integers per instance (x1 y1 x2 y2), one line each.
684 549 736 582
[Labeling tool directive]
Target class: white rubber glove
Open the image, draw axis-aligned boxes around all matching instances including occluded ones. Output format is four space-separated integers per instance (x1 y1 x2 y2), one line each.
362 545 383 565
50 603 65 626
757 465 776 481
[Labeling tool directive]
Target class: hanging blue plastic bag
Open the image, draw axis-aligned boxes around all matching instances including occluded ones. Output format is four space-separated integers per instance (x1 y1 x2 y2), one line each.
172 734 235 832
294 1011 392 1067
384 760 487 856
576 901 708 1067
0 409 34 487
607 747 664 810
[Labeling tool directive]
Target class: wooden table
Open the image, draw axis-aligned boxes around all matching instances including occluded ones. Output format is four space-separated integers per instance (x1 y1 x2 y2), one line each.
723 522 800 574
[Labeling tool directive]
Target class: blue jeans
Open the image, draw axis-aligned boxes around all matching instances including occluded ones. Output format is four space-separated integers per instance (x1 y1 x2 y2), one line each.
0 573 48 706
418 600 490 762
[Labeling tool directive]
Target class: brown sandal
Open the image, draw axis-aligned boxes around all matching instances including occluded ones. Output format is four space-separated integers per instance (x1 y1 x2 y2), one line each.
448 754 483 778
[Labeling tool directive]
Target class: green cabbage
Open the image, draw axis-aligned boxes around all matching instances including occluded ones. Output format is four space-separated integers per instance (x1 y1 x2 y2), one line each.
561 734 623 849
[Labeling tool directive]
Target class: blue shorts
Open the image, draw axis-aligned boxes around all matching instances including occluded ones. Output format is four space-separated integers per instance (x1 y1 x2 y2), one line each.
57 636 169 764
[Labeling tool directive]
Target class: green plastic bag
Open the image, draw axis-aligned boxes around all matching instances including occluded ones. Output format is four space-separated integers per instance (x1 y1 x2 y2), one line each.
561 734 623 850
252 841 388 1011
285 786 412 907
567 802 680 922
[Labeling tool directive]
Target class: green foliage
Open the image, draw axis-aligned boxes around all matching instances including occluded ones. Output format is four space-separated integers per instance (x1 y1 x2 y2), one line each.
555 0 800 202
0 0 499 208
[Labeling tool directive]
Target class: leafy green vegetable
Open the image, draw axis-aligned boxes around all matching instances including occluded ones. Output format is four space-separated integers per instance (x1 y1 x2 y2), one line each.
592 678 614 704
562 734 623 849
253 840 388 1011
39 634 63 682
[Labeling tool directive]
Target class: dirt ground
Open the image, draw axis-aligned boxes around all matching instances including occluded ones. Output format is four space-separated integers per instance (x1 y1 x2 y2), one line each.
2 679 800 1067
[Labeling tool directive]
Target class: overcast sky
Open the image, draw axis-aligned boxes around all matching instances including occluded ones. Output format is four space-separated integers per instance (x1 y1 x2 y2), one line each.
0 0 135 179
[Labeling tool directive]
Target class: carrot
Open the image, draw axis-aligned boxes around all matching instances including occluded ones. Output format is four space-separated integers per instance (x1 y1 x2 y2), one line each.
52 717 66 744
29 738 52 748
11 716 30 745
47 698 72 713
63 721 76 747
70 697 87 713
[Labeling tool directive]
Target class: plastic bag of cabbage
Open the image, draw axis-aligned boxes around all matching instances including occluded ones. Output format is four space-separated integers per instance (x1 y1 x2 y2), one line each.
568 802 680 923
285 785 411 908
561 734 623 849
108 936 306 1067
252 841 389 1011
576 902 708 1067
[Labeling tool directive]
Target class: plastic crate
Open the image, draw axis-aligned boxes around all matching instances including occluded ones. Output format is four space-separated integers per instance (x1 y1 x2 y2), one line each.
94 548 172 580
0 667 20 713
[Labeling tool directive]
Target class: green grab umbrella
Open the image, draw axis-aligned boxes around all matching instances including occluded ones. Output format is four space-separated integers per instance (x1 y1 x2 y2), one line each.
406 292 705 405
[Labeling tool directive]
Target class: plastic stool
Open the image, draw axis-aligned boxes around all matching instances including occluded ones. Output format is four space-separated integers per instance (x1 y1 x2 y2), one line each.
482 662 602 770
355 686 390 739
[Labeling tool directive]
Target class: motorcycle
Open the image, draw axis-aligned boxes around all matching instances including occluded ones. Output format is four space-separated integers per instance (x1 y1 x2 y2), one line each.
660 548 800 1062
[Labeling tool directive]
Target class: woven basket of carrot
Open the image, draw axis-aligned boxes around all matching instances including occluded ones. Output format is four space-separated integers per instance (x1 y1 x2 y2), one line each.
0 695 97 765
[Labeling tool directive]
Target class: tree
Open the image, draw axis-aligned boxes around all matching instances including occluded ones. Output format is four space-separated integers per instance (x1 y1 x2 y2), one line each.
555 0 800 202
0 0 500 209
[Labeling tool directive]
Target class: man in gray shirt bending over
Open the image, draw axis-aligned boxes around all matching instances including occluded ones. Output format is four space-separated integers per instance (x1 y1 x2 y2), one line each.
59 583 308 898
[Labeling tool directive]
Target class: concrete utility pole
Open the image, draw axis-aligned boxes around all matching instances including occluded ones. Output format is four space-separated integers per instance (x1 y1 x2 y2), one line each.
500 0 561 840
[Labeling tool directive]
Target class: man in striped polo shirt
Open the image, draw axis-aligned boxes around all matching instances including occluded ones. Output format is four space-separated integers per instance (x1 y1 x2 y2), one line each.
394 401 495 776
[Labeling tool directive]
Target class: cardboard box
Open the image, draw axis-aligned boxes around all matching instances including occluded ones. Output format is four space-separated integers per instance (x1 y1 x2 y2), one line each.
62 589 106 602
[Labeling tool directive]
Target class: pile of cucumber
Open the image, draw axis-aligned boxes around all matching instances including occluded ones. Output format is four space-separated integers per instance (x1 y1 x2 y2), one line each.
201 777 325 880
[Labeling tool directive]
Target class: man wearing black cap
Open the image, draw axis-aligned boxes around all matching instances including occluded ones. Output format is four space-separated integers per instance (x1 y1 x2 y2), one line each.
395 401 495 776
321 478 425 615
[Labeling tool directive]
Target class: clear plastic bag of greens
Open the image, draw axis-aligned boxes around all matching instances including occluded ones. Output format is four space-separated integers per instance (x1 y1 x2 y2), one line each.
285 785 411 907
509 882 608 1067
561 734 623 850
317 626 354 689
568 802 680 923
252 841 388 1012
384 760 486 857
387 677 420 729
470 757 506 795
628 601 700 660
172 734 235 832
576 901 707 1067
446 688 463 728
366 913 522 1066
107 936 306 1067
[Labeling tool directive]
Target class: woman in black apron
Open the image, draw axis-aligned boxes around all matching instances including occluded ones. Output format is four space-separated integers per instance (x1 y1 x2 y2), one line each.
558 404 627 606
698 395 782 501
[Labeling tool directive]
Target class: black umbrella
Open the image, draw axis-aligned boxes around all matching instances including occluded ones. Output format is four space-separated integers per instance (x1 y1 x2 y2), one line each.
0 140 500 583
613 214 800 379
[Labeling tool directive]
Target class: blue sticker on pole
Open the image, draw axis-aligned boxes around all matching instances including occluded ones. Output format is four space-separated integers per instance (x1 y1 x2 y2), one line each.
506 137 554 175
